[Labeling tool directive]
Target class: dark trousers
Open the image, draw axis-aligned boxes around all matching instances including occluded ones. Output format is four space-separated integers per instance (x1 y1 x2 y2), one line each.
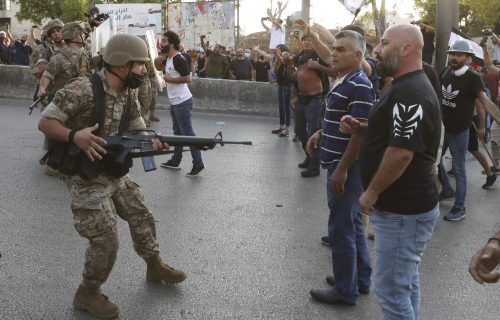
294 95 323 169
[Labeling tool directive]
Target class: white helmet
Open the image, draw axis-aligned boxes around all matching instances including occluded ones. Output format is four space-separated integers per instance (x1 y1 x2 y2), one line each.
447 39 474 56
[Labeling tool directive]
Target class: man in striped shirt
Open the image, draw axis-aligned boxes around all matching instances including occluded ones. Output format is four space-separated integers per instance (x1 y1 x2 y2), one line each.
307 30 374 306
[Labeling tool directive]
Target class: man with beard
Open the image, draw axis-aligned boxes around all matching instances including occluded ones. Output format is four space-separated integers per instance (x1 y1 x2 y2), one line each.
159 31 205 177
438 40 499 221
228 47 254 81
340 24 441 319
292 34 332 177
307 30 373 306
38 33 186 319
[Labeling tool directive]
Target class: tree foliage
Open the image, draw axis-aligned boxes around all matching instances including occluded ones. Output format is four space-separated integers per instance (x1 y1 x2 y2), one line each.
414 0 500 36
14 0 88 24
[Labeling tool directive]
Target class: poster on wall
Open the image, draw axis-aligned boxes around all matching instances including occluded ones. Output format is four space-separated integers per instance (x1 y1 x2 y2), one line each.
96 3 162 35
168 1 236 50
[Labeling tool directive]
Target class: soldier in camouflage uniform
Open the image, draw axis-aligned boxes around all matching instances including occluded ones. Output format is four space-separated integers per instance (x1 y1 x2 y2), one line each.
31 19 64 111
30 19 64 71
37 22 91 98
38 34 186 319
137 43 160 124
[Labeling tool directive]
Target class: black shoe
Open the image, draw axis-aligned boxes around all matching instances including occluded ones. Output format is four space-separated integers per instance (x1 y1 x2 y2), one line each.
298 158 310 169
301 168 320 177
161 160 181 170
292 134 299 142
271 127 283 134
482 174 497 189
367 233 374 241
439 189 455 201
321 236 330 246
325 276 370 295
309 288 356 305
447 169 454 175
443 206 466 221
186 164 204 177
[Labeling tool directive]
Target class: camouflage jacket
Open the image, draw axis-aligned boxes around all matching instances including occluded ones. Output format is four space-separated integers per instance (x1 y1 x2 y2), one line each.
42 69 145 135
30 42 55 68
42 46 91 92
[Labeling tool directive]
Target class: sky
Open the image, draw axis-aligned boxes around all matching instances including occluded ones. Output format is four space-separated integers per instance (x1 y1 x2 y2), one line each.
239 0 418 35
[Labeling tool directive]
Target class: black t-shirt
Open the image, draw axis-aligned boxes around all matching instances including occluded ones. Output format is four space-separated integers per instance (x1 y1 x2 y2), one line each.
360 70 441 215
252 59 270 82
441 69 484 134
275 63 292 85
228 58 253 80
422 61 440 99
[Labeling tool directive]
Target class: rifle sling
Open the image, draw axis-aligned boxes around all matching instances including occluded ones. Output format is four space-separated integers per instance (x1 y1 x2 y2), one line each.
88 72 106 133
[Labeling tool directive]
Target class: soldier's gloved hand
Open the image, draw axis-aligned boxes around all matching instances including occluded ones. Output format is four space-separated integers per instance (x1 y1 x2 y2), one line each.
73 123 108 162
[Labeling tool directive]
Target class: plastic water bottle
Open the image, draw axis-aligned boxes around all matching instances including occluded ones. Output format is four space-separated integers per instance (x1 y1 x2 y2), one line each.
216 121 225 133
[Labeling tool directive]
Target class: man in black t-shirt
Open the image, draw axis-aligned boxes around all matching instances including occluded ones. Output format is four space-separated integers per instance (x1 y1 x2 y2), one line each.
228 48 254 81
340 24 441 320
438 39 499 221
252 55 270 82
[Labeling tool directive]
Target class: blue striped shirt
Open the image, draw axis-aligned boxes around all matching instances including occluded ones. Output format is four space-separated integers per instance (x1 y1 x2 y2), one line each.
320 69 375 169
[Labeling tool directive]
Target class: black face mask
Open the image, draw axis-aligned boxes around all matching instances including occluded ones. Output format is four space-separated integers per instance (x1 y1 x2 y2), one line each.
161 46 170 54
20 39 27 44
124 70 145 89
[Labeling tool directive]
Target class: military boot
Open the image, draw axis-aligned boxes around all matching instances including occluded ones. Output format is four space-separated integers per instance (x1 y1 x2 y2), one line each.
149 110 160 122
73 284 120 319
146 256 186 283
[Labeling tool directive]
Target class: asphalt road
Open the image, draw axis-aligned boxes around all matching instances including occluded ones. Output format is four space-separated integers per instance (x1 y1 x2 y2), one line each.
0 98 498 320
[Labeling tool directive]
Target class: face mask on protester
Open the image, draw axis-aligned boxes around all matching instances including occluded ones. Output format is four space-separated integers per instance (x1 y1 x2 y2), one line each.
244 52 251 59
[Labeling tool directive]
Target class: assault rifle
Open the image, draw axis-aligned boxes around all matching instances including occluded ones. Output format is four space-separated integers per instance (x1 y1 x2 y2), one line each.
101 130 252 173
28 82 54 115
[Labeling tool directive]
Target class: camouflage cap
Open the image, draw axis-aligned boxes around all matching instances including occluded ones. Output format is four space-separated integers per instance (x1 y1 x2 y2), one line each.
43 19 64 35
61 21 85 40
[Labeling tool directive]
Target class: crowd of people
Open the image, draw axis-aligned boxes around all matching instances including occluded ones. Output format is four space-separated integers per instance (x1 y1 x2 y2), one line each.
2 9 499 319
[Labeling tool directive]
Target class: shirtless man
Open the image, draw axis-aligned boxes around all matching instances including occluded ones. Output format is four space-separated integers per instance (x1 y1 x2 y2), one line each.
292 35 331 177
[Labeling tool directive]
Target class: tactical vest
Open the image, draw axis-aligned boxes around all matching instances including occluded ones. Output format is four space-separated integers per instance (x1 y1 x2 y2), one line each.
52 47 91 91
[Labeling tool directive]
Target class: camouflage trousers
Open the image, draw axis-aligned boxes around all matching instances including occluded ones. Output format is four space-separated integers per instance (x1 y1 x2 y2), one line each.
138 78 157 116
64 174 160 287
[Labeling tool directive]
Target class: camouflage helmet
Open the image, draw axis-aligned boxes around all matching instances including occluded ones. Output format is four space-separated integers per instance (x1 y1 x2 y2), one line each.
103 34 150 66
43 19 64 35
61 21 85 40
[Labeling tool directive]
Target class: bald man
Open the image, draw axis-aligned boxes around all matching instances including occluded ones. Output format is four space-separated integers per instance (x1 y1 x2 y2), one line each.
340 24 441 320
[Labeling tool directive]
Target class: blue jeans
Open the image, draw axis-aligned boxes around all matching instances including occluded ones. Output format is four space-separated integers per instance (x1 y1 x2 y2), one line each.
169 98 203 166
370 206 439 320
277 84 292 127
295 96 322 169
326 161 372 304
438 130 469 207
